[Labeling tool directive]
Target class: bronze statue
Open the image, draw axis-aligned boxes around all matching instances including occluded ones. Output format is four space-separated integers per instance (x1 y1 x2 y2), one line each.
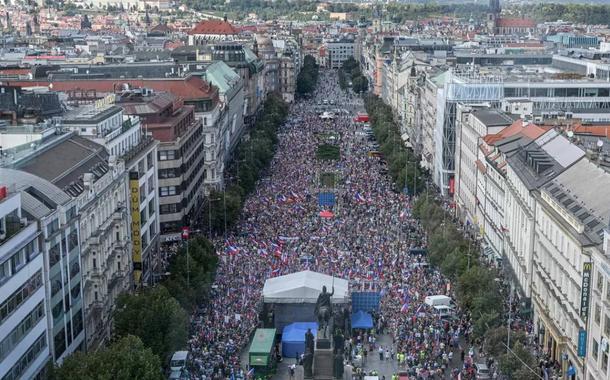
305 328 315 354
334 351 344 379
315 285 334 338
303 351 313 378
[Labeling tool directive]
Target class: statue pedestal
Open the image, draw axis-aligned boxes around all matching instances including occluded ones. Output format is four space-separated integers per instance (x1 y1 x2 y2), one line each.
313 347 334 380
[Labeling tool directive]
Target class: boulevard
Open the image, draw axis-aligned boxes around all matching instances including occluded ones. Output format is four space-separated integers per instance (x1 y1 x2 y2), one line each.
187 71 476 380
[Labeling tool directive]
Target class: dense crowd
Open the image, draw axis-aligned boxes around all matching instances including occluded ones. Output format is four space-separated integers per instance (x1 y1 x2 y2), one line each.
185 71 475 380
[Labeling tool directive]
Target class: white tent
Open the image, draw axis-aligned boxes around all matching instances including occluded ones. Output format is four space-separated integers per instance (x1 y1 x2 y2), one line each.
263 270 349 304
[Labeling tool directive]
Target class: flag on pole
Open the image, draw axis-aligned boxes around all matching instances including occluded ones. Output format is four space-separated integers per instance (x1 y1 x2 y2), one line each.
401 303 409 313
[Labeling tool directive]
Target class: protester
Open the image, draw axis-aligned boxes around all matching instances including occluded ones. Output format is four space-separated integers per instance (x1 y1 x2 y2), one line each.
185 70 472 380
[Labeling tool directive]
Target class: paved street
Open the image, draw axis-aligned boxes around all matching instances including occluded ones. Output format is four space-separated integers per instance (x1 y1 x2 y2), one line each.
190 70 475 380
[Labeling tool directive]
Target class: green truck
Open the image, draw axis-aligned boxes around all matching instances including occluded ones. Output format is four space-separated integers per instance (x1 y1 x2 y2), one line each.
248 328 277 375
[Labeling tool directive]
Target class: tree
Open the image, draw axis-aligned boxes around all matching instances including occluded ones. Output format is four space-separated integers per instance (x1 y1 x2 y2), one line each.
297 55 319 96
114 286 188 365
352 75 368 93
51 335 164 380
163 237 218 310
498 342 538 379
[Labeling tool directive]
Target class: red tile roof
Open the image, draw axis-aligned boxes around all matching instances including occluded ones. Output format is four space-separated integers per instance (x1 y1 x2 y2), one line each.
483 119 547 145
496 18 537 28
5 76 218 101
571 124 610 139
189 19 238 35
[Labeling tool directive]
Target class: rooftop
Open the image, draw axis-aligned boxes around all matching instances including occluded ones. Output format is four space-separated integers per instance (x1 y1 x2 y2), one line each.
471 109 517 128
189 19 238 36
17 134 109 197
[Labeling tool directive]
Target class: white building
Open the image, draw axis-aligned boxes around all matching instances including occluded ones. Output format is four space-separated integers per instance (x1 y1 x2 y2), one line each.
0 169 86 364
0 190 49 380
324 39 355 69
588 220 610 380
454 108 516 233
533 157 610 379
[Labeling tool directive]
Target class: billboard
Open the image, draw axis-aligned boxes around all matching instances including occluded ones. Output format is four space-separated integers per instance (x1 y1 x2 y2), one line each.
129 171 142 287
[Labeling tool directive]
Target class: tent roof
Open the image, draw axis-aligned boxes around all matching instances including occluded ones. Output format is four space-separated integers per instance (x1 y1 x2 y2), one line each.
263 270 349 304
351 310 373 329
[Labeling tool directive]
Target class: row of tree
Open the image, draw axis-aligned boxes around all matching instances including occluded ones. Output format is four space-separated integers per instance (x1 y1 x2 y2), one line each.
412 196 537 379
338 57 368 94
51 237 218 379
364 94 423 195
296 55 320 97
517 3 610 26
207 94 289 234
365 92 537 378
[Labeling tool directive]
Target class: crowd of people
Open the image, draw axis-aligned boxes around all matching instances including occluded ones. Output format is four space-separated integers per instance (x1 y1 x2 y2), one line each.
185 70 478 380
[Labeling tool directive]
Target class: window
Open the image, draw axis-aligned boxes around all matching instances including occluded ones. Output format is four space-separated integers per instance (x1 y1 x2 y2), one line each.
68 229 78 252
0 271 43 325
3 333 47 380
72 309 83 337
592 339 599 361
603 352 609 372
158 168 177 179
159 150 176 161
54 329 65 360
596 304 602 325
70 260 80 279
598 272 604 291
0 302 45 362
148 176 154 195
140 209 147 224
71 283 80 299
0 261 9 284
606 282 610 303
160 204 179 214
148 199 155 217
606 315 610 337
51 273 62 297
46 219 59 236
147 152 154 169
159 187 177 197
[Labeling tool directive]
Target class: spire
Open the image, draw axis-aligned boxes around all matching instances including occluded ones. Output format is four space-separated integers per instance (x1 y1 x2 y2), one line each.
253 38 259 57
223 13 228 23
145 9 151 26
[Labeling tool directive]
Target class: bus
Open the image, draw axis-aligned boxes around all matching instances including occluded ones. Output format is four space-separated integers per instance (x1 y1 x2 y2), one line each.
248 328 277 376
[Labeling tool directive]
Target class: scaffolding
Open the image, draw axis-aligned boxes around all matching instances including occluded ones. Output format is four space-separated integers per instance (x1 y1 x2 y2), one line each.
435 69 504 195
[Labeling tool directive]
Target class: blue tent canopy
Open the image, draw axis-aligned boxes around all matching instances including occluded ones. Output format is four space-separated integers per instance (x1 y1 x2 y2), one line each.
281 322 318 358
351 310 373 329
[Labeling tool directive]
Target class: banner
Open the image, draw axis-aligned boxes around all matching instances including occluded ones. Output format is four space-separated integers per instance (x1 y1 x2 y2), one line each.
580 262 593 322
129 171 142 287
578 329 587 357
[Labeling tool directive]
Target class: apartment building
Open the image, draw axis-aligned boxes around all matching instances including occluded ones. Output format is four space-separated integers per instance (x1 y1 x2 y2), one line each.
119 92 206 237
4 131 130 351
1 169 85 364
325 39 355 69
588 223 610 379
533 157 610 378
205 61 245 160
0 190 49 380
454 108 516 231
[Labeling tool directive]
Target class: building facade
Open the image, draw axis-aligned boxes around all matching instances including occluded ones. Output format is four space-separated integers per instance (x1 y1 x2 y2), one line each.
0 190 49 380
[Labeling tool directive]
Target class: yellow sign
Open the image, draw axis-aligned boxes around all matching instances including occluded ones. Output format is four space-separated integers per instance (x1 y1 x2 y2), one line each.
95 94 116 109
129 172 142 287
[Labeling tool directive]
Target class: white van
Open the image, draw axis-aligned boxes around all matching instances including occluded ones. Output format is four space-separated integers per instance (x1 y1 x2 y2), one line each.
424 295 452 307
433 304 455 319
170 351 189 372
